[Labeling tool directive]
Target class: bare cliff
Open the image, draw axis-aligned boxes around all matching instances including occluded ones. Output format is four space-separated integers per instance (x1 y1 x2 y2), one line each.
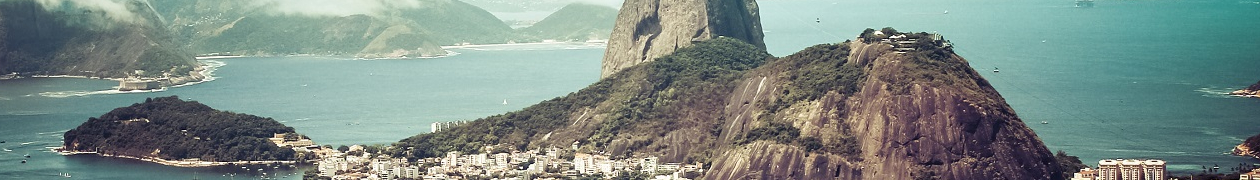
600 0 765 78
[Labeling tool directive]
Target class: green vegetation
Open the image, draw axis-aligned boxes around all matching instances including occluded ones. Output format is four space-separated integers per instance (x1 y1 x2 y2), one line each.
589 37 770 150
62 96 298 161
0 0 194 78
518 3 618 41
390 37 769 160
1054 150 1089 179
767 43 865 112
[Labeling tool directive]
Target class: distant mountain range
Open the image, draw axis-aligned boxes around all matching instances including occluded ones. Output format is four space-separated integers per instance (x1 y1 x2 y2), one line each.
152 0 611 58
0 0 619 78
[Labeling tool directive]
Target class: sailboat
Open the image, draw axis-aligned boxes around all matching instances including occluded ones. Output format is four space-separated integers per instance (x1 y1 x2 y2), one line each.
502 99 508 105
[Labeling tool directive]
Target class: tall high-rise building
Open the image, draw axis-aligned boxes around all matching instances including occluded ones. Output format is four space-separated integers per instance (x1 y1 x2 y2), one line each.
1097 159 1165 180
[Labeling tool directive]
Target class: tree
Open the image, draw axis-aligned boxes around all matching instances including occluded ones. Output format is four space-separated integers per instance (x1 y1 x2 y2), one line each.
337 145 350 152
1055 150 1089 179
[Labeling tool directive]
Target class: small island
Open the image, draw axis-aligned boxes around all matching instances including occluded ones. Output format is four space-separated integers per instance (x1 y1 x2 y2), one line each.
1230 80 1260 98
59 96 321 167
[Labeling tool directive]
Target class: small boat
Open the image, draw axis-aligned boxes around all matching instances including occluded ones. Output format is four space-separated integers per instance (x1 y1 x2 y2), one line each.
25 153 31 158
60 173 71 178
1041 40 1047 43
1041 121 1048 124
943 10 949 14
815 18 821 23
21 160 26 163
992 67 1000 73
1 140 6 143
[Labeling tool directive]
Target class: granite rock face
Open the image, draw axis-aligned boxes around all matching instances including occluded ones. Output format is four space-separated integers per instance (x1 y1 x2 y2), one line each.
600 0 765 78
705 41 1061 180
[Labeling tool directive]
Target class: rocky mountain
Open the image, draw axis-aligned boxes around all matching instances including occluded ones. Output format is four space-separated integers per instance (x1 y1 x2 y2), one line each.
392 29 1063 179
0 0 197 78
518 3 618 42
1229 80 1260 98
151 0 515 58
600 0 766 78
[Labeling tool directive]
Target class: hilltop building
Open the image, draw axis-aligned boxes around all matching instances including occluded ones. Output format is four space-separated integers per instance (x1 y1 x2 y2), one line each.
268 133 315 148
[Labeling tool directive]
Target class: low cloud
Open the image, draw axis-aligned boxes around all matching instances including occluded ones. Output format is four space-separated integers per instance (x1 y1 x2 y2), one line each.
35 0 141 24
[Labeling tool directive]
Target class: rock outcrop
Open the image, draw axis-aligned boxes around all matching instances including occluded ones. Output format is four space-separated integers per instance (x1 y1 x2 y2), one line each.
1229 80 1260 98
1235 133 1260 159
705 40 1059 180
600 0 765 78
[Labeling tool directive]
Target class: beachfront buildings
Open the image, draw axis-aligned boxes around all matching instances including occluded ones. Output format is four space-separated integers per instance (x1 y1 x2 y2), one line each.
1072 168 1098 180
1097 159 1165 180
315 145 707 180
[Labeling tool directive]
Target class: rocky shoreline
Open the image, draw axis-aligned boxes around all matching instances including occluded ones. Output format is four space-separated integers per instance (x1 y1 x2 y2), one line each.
1230 80 1260 98
1 60 223 91
53 147 294 167
1234 143 1259 159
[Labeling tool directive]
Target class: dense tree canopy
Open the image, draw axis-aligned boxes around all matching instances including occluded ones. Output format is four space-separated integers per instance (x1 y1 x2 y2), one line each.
63 96 298 161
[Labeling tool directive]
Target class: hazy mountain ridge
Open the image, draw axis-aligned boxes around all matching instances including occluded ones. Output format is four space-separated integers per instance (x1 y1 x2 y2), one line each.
518 3 618 41
0 0 197 78
150 0 613 58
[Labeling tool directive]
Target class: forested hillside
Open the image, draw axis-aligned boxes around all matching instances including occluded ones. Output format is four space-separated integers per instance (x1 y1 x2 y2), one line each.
63 96 299 162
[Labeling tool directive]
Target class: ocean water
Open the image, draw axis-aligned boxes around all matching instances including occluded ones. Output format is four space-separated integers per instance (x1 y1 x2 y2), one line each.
2 0 1260 179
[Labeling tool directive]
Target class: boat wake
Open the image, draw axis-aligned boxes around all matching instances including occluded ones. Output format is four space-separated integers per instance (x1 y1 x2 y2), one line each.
5 111 52 116
1195 87 1238 98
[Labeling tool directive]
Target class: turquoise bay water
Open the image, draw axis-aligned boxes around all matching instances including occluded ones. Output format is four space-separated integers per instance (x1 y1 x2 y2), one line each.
2 0 1260 179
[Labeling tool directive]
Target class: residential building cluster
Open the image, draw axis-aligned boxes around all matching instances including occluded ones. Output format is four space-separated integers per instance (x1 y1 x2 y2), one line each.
314 145 706 180
1243 168 1260 180
430 121 469 133
1070 159 1165 180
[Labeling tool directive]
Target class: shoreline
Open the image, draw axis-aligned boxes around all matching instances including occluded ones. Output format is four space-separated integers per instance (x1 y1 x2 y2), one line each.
53 147 295 168
2 59 225 93
439 40 607 49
